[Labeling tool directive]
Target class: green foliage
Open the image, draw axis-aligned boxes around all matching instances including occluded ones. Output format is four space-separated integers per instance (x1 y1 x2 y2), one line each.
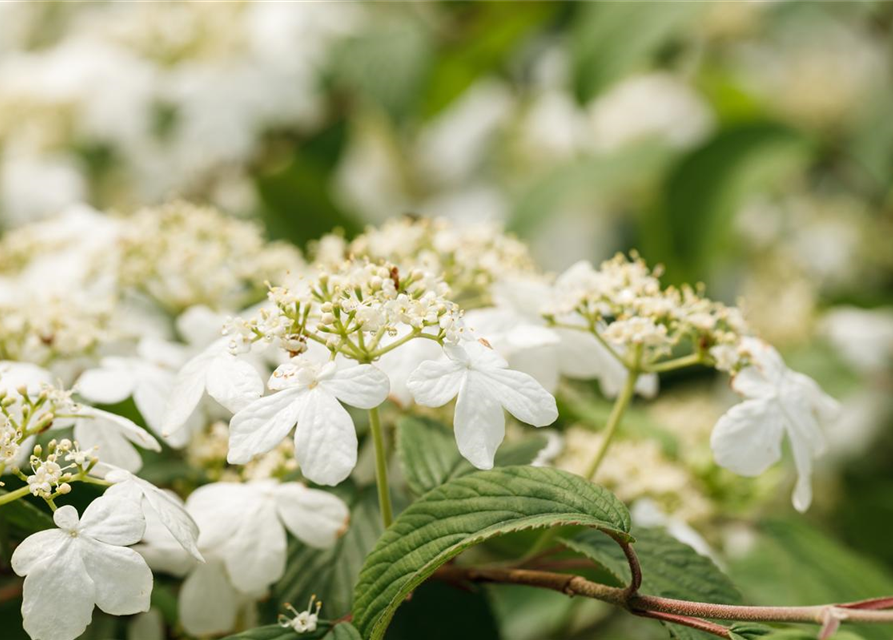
386 581 499 640
570 3 705 102
646 122 812 285
221 621 362 640
565 527 740 640
396 415 547 496
0 493 53 537
729 519 893 640
352 466 631 640
274 487 383 620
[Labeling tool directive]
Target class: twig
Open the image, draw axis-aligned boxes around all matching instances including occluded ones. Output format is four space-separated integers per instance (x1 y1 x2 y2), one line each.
634 610 731 639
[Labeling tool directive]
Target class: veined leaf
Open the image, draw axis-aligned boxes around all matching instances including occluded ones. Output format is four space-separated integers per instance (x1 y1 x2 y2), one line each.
273 487 383 618
397 416 547 497
221 621 362 640
352 466 631 639
565 527 740 640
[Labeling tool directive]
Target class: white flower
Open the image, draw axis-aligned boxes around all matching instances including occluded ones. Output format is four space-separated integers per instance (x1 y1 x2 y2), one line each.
11 495 152 640
228 360 389 485
162 338 264 438
135 480 348 637
710 338 840 512
71 407 161 473
375 328 444 406
76 337 198 447
407 340 558 469
103 467 203 562
279 596 322 633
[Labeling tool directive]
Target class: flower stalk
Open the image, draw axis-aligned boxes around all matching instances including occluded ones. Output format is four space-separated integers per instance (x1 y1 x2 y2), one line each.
368 406 393 528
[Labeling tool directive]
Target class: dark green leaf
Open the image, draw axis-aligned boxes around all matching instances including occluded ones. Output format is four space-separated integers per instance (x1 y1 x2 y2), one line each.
565 527 740 640
273 487 383 619
0 493 54 536
385 581 499 640
352 466 631 639
397 416 547 496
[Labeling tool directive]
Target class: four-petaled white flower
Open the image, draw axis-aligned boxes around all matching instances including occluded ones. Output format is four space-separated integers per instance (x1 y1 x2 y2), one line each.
407 340 558 469
228 360 390 485
12 495 152 640
711 338 840 512
69 407 161 473
135 480 349 637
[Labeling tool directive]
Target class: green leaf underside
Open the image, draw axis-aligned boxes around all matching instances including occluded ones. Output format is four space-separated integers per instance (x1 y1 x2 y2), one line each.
274 488 384 618
221 621 361 640
397 416 547 496
565 527 741 640
352 466 631 640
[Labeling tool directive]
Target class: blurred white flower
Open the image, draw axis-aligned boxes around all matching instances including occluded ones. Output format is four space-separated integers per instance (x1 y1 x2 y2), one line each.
710 338 839 512
228 360 389 485
12 495 151 640
820 306 893 374
587 73 713 152
71 407 160 473
407 340 558 469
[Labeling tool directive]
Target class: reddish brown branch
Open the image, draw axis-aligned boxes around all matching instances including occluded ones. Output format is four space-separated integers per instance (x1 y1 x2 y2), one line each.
634 610 731 639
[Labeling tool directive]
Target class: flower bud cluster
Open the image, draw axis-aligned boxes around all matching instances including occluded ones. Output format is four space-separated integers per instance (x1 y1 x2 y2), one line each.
317 216 536 304
545 253 749 367
26 438 95 498
226 256 464 362
114 201 304 314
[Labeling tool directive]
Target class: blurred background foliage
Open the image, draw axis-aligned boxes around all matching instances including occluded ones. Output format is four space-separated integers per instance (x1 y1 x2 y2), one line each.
1 2 893 639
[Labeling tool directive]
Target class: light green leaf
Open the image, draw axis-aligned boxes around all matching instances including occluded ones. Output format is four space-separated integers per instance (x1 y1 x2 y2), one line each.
570 3 705 102
273 488 383 619
221 622 362 640
397 416 547 496
565 527 740 640
352 466 631 639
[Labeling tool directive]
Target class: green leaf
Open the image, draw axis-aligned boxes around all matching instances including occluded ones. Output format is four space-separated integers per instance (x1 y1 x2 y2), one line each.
352 466 631 639
570 3 705 102
397 416 547 496
273 488 383 619
565 527 740 640
385 581 499 640
0 492 54 536
646 122 812 285
221 622 362 640
728 519 893 640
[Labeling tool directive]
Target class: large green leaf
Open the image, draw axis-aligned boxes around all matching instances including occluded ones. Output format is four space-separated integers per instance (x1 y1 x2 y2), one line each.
221 622 362 640
565 527 740 640
728 519 893 640
396 416 547 496
273 488 383 619
570 3 705 102
352 466 631 639
646 122 811 285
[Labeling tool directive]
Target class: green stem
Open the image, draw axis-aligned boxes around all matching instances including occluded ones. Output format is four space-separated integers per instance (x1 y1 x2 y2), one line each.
644 352 703 374
584 351 641 480
368 406 393 528
0 485 31 506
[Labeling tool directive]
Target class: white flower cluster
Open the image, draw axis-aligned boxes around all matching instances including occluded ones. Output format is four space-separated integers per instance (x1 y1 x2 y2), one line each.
114 201 305 314
544 253 749 368
319 216 537 303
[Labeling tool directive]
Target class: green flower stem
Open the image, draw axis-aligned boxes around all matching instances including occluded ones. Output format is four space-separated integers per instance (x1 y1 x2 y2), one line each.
584 347 642 480
0 485 31 506
368 406 394 528
644 352 703 374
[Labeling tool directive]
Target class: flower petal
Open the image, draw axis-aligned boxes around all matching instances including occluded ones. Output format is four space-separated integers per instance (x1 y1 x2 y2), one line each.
293 388 357 486
475 368 558 427
222 502 287 593
227 388 304 464
206 354 264 414
179 560 239 637
53 504 79 531
454 375 505 470
710 398 784 477
186 482 257 552
80 493 146 546
132 367 175 437
406 358 466 407
730 366 774 399
81 538 153 615
21 539 95 640
74 421 144 473
321 364 390 410
274 483 349 549
76 364 135 405
11 529 69 576
162 348 214 436
82 408 161 451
